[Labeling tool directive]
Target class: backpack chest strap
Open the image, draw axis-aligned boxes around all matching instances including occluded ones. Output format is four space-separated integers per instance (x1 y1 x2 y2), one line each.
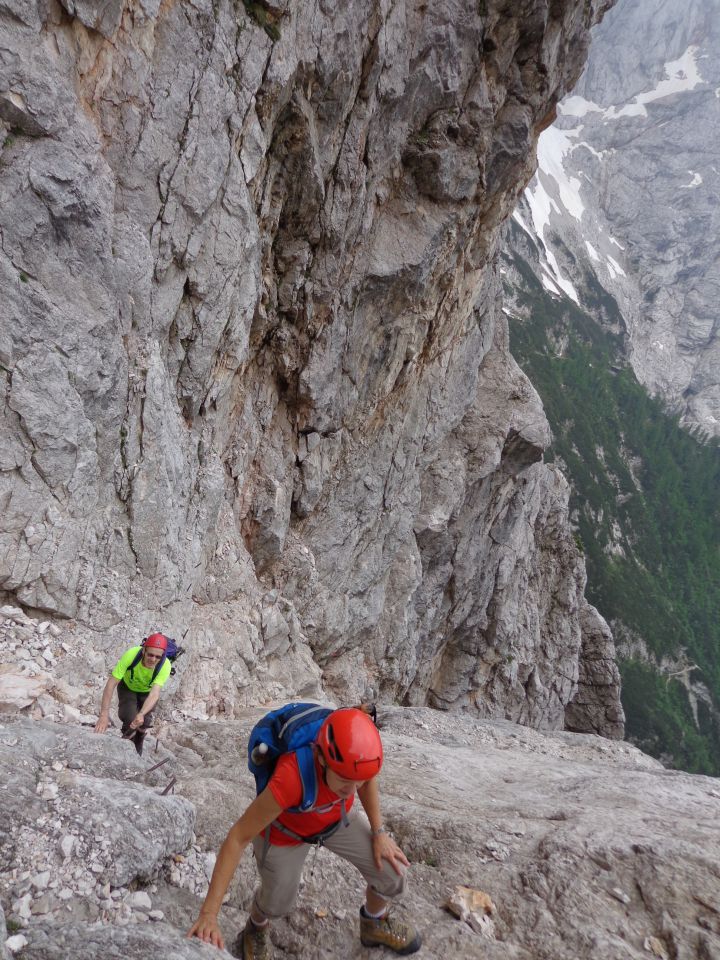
259 799 349 868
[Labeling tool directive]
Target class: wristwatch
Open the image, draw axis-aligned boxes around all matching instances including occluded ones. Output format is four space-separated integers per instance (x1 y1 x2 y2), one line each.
370 826 386 837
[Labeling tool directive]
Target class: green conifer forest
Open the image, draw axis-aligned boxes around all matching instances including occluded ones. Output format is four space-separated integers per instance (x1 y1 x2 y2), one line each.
503 232 720 775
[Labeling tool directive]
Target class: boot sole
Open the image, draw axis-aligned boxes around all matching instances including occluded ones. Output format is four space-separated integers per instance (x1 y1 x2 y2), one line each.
360 933 422 955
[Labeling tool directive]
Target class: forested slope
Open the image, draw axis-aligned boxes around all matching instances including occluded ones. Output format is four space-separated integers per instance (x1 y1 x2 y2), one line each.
503 222 720 774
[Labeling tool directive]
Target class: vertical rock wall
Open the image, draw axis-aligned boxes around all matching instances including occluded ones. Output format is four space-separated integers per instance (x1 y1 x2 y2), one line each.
0 0 621 733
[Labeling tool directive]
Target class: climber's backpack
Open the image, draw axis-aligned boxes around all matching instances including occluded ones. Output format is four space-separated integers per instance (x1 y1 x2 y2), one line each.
127 636 185 684
247 701 379 813
248 702 333 812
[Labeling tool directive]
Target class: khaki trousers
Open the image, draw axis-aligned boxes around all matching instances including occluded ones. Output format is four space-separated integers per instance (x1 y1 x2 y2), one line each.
251 814 406 918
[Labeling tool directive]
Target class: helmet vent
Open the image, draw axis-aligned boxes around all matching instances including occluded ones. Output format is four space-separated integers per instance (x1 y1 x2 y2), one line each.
327 723 345 763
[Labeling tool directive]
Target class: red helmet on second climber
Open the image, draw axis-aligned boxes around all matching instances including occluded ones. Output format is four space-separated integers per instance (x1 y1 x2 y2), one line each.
316 708 383 780
144 633 168 651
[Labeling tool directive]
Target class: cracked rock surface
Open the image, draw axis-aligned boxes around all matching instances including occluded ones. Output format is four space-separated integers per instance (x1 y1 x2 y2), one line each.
1 709 718 960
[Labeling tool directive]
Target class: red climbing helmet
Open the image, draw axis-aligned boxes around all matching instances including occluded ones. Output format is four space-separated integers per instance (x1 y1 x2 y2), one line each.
144 633 168 652
317 708 383 780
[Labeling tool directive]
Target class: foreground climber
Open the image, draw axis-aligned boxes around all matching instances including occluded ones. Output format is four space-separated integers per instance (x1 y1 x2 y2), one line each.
187 706 421 958
93 633 173 756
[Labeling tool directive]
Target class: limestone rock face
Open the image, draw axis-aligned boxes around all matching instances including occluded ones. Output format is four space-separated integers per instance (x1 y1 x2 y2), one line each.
0 0 620 733
564 602 624 739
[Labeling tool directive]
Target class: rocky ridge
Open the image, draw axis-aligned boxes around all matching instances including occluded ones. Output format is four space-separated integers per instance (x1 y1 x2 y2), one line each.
0 0 622 736
1 706 719 960
0 601 713 959
2 604 701 960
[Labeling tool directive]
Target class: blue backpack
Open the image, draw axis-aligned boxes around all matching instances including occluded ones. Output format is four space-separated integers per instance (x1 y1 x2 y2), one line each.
128 636 185 685
248 702 333 812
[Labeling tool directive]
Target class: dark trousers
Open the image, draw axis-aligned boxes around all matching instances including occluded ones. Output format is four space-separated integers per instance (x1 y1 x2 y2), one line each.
117 679 155 735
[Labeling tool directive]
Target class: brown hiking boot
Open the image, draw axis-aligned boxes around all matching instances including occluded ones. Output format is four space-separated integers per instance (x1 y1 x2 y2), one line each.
234 917 272 960
360 908 422 954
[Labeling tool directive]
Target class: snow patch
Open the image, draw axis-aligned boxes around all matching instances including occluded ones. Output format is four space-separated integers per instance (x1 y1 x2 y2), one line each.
542 259 579 302
680 171 703 189
520 128 583 304
604 46 705 120
606 256 626 279
536 126 585 221
525 173 560 241
609 236 625 251
577 141 608 161
540 270 561 296
559 96 604 118
607 101 647 120
525 170 579 302
512 210 532 236
585 241 600 262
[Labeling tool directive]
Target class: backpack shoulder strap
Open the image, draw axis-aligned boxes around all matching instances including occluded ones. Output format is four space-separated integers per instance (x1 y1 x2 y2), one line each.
151 653 167 684
294 744 320 812
127 648 143 681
